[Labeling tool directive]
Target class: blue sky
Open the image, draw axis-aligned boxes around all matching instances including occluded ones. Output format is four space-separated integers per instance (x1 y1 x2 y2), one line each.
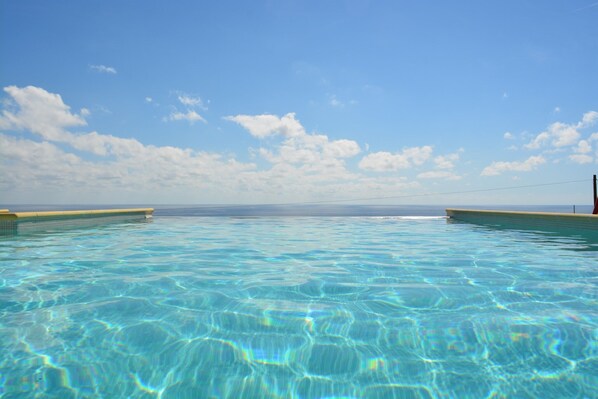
1 1 598 205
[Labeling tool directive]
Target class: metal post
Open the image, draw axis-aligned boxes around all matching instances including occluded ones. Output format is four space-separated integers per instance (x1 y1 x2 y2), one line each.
594 175 597 203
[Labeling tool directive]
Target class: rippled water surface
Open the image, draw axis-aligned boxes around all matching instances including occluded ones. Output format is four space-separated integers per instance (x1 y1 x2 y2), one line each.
1 217 597 398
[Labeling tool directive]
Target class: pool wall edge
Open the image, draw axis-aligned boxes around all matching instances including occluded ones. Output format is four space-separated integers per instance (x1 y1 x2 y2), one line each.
0 208 154 235
445 208 598 239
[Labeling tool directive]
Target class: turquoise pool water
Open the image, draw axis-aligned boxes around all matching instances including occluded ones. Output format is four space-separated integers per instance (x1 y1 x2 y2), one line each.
0 217 596 398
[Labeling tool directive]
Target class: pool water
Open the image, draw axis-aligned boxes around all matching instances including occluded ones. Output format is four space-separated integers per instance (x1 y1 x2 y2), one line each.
0 217 596 398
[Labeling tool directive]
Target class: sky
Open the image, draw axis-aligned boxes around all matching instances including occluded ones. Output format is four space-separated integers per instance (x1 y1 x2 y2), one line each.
1 0 598 205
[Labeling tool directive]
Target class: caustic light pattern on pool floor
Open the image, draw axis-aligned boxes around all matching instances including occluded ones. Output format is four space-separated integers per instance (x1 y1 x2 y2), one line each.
0 217 596 398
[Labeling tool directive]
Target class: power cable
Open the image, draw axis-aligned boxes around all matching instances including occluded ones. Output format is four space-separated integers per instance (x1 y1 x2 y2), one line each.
265 178 590 206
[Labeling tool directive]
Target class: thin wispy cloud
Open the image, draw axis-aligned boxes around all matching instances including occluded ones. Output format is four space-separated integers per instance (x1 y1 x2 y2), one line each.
89 64 117 74
166 110 206 124
574 2 598 12
329 94 343 108
178 94 206 109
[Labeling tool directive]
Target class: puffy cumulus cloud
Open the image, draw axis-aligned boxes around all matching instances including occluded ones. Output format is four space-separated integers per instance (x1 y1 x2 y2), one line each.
323 139 361 159
0 86 154 157
503 132 514 140
525 111 598 150
0 132 259 202
433 151 462 170
580 111 598 128
574 140 592 154
481 155 546 176
569 139 594 164
167 110 206 124
230 113 361 181
0 86 253 202
258 135 360 166
0 85 87 141
358 146 433 172
520 111 598 167
0 86 417 203
90 64 117 74
225 113 305 138
525 123 579 149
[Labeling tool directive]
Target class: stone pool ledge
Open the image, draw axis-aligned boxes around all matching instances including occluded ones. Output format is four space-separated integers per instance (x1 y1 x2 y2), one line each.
0 208 153 235
446 208 598 238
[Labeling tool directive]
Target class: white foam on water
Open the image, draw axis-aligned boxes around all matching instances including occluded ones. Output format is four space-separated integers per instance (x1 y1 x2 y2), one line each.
369 216 447 220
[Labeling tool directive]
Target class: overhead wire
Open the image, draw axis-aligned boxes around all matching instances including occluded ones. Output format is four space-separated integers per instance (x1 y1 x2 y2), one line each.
265 178 590 206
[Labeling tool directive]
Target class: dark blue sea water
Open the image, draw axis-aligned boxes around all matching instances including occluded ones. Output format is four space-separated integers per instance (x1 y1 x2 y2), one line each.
1 204 593 216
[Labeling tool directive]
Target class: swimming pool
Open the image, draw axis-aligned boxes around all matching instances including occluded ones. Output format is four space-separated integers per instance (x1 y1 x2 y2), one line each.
0 217 596 398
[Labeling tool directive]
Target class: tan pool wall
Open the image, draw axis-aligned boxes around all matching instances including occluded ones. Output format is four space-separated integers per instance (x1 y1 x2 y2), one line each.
0 208 153 235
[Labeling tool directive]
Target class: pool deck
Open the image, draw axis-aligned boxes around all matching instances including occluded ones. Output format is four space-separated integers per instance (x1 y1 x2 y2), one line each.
446 208 598 235
0 208 154 235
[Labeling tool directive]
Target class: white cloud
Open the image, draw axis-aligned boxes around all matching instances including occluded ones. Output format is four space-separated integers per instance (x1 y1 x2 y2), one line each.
0 85 468 204
554 106 560 113
167 110 206 124
569 139 594 164
178 94 205 109
0 86 257 202
328 94 358 108
524 111 598 150
580 111 598 128
229 113 360 169
503 132 514 140
0 132 257 201
481 155 546 176
323 139 361 158
574 139 592 154
0 85 87 141
417 170 462 180
225 113 305 138
434 151 461 169
145 97 153 103
359 146 433 172
569 154 593 164
329 94 343 108
525 122 579 149
551 123 580 147
524 131 550 150
90 64 117 74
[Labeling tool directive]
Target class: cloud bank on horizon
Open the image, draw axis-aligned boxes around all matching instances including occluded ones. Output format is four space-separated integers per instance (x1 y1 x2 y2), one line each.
1 2 597 204
1 85 597 204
